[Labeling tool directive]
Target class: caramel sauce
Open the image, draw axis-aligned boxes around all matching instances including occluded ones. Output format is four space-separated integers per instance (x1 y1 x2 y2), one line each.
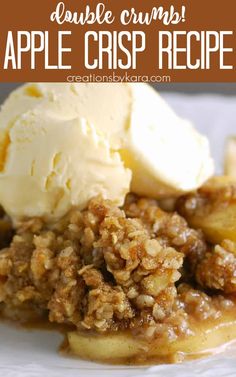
66 308 236 364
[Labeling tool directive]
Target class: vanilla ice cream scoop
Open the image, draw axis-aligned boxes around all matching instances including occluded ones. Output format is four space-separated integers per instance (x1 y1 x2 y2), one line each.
0 108 131 220
0 82 214 221
122 84 214 197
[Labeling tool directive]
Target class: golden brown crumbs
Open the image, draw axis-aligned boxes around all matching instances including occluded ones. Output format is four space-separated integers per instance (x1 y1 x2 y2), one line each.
0 194 235 342
196 240 236 293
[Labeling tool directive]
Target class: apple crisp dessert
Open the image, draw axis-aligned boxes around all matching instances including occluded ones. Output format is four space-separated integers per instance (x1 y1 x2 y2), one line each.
1 178 236 364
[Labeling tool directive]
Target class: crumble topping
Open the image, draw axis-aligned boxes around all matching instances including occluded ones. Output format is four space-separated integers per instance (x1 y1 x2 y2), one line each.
196 240 236 293
0 195 235 343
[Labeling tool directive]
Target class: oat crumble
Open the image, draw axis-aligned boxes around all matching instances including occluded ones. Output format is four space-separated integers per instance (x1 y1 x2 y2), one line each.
0 193 235 346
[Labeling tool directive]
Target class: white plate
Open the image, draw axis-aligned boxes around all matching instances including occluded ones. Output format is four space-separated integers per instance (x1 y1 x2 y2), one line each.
1 321 236 377
1 93 236 377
